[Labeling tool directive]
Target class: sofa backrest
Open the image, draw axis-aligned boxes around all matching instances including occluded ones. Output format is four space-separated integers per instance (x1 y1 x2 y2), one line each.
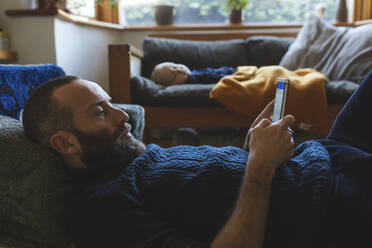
0 115 74 247
141 36 294 78
245 36 295 67
141 37 250 78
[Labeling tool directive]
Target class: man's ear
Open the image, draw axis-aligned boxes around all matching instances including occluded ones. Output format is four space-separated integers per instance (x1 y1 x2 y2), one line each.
50 131 80 155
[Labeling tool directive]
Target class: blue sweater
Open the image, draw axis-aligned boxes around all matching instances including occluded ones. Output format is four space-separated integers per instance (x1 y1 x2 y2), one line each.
71 141 333 248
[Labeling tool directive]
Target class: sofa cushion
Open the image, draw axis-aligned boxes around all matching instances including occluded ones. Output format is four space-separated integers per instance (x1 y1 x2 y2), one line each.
0 104 144 248
141 37 249 78
131 75 360 107
279 16 372 81
246 36 294 67
131 76 218 106
0 65 65 119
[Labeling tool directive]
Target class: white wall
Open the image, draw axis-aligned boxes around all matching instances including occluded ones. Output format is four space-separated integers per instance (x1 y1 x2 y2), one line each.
54 18 123 91
121 30 148 49
0 0 23 30
1 0 127 91
0 0 56 64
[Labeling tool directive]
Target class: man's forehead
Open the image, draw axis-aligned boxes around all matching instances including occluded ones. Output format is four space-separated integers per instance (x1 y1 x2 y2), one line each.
53 79 109 108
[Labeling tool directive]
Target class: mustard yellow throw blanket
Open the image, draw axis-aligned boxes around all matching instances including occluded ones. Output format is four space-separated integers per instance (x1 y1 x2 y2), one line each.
210 66 330 136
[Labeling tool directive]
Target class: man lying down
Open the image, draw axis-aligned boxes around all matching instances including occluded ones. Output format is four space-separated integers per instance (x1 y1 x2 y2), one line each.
21 71 372 248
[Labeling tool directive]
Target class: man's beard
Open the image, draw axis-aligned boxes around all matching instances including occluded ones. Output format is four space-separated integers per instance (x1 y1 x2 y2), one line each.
72 123 147 170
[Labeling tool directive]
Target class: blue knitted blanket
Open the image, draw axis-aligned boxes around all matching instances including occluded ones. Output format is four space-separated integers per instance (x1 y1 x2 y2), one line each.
188 66 237 84
131 141 332 248
74 140 332 247
0 64 65 119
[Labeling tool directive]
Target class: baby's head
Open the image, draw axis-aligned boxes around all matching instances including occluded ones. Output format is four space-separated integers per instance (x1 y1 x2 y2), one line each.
151 62 191 86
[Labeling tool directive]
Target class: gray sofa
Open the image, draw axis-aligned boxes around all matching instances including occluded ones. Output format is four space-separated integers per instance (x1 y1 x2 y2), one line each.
129 17 372 110
0 102 144 247
109 17 372 140
131 35 363 107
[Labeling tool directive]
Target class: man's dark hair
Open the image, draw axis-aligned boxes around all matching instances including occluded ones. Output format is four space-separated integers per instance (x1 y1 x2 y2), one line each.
22 75 79 146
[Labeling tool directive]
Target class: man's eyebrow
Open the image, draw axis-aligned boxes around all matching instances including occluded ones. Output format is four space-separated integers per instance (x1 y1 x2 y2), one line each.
88 97 112 111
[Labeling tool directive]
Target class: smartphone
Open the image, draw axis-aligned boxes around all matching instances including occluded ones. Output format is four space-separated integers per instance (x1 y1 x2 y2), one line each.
272 78 289 122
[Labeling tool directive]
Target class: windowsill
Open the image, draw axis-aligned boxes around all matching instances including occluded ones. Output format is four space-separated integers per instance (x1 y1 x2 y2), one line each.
6 9 58 16
6 9 355 32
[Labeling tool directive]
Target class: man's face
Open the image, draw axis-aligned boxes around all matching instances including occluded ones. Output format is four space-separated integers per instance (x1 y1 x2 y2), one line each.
53 80 146 169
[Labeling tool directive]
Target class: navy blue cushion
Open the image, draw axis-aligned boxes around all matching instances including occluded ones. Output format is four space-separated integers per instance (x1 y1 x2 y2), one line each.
0 64 65 119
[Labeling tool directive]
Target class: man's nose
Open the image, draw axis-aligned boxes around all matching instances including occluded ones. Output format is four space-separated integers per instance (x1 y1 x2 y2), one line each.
113 106 129 125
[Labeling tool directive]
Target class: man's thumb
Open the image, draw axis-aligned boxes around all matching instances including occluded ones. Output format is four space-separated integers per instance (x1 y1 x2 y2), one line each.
280 115 295 127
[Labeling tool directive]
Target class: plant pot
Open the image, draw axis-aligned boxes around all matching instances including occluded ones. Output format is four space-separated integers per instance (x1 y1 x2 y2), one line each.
336 0 348 22
38 0 66 10
154 5 175 25
229 9 243 24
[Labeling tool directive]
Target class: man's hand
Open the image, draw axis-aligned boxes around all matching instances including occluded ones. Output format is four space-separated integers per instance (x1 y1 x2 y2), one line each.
212 113 295 248
247 114 295 184
243 100 275 150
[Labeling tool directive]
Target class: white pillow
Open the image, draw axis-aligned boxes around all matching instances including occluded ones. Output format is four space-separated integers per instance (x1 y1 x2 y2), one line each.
279 16 372 81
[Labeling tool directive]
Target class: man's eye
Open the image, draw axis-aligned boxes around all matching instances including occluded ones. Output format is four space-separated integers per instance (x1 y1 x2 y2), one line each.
95 107 105 116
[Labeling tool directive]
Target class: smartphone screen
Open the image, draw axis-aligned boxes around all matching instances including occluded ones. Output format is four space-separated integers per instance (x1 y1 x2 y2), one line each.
272 78 289 122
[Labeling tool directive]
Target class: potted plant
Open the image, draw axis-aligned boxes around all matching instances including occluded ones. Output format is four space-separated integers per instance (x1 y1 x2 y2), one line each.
226 0 249 24
95 0 118 10
95 0 119 24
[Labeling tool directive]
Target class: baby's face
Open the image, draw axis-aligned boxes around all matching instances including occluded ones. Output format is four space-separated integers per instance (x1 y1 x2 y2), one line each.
156 62 191 85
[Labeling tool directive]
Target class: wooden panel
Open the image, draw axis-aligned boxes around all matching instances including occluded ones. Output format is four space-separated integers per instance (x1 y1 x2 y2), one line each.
145 106 254 128
125 23 303 31
149 31 298 41
108 44 131 103
364 0 372 19
57 9 123 30
128 44 143 58
353 0 372 21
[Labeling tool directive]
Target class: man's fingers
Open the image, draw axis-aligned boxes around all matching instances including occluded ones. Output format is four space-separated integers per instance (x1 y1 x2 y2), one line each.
278 115 295 128
256 99 275 120
261 99 275 117
256 118 272 128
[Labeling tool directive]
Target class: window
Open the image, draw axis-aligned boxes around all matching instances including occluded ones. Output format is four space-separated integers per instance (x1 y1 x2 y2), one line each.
122 0 338 25
67 0 95 18
66 0 338 25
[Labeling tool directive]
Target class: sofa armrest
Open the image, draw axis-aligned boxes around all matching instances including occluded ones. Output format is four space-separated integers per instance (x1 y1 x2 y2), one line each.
108 44 143 104
112 104 145 141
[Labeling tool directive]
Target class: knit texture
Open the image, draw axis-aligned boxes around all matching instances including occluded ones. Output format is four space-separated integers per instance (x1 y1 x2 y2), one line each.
188 66 237 84
73 141 332 248
0 64 65 119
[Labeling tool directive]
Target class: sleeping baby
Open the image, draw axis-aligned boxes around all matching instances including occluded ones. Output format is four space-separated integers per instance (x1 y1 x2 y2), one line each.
151 62 236 86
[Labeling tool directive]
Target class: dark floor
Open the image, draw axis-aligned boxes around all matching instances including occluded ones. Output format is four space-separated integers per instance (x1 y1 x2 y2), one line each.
146 127 321 148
